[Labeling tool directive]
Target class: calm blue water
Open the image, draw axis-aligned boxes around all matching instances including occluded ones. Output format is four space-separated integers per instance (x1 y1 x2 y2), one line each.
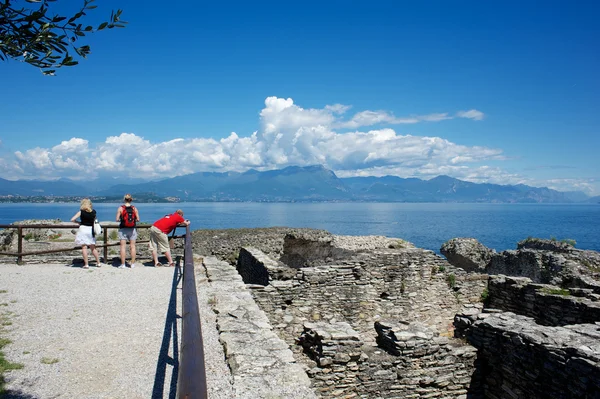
0 202 598 253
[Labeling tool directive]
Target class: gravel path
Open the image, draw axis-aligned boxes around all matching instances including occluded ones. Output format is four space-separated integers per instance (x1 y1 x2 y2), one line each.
0 260 232 399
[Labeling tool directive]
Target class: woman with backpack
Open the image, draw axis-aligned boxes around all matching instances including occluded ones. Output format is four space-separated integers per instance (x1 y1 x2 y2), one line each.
115 193 140 269
71 198 103 269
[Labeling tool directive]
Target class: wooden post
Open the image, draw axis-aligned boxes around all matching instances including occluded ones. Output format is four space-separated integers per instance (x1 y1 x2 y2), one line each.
103 226 108 262
17 226 23 265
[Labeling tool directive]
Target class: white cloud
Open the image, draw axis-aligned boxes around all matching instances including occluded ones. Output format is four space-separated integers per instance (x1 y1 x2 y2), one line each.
457 109 485 121
1 96 595 194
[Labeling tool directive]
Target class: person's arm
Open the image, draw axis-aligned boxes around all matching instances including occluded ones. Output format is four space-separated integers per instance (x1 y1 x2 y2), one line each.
178 219 191 227
135 207 140 222
115 207 122 222
70 211 81 223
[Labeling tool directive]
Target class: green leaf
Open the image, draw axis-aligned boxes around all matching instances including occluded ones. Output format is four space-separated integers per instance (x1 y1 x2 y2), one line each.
97 22 108 30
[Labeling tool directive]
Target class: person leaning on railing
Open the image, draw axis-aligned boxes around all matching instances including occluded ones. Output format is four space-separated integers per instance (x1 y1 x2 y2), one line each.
70 198 105 269
149 209 190 267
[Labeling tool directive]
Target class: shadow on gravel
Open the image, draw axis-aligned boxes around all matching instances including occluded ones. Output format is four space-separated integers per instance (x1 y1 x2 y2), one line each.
0 390 39 399
151 257 182 399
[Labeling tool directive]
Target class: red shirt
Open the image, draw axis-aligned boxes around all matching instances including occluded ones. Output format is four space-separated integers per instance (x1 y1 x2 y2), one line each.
153 213 185 234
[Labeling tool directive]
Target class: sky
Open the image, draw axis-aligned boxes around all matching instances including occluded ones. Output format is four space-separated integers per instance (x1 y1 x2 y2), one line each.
1 0 599 195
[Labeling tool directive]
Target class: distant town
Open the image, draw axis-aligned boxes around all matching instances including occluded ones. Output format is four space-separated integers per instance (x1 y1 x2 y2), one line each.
0 195 181 203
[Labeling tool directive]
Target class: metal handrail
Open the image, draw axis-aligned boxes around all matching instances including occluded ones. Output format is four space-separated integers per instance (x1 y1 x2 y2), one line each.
177 225 208 398
0 223 155 264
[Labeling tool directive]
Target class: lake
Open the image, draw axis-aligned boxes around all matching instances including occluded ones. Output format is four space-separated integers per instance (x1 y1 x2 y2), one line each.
0 202 598 253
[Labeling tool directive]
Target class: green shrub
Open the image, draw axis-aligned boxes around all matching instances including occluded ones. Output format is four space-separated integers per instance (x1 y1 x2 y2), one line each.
480 288 489 304
438 265 446 272
560 238 576 247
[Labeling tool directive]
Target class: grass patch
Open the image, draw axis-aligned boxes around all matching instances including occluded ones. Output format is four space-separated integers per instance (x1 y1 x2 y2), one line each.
48 233 62 241
40 357 59 365
0 291 6 295
438 265 446 272
0 337 24 394
560 238 576 247
540 287 570 296
447 273 456 288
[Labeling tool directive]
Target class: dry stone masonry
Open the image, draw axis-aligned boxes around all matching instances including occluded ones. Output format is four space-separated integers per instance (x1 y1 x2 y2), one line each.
202 256 317 399
237 234 488 398
467 312 600 399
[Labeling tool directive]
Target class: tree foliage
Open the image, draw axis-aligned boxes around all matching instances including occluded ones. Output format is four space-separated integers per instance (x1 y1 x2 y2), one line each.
0 0 126 75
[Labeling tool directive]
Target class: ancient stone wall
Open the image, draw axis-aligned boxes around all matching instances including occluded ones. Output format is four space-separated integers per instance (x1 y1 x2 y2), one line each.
238 245 488 398
467 312 600 399
487 275 600 326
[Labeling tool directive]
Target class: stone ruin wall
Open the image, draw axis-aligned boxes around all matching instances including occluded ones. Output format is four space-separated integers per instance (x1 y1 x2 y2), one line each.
237 237 489 398
461 311 600 399
453 275 600 399
486 275 600 326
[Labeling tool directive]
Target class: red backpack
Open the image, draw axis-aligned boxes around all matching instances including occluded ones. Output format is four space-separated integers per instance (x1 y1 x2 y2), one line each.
120 205 136 228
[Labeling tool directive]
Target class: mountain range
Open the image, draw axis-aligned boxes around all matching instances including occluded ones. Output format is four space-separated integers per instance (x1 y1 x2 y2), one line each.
0 165 597 203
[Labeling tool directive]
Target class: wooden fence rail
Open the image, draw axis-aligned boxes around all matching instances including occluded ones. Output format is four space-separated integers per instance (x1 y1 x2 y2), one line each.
0 223 181 264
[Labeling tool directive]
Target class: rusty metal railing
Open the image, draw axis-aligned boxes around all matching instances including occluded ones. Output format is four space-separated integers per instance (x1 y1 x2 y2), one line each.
177 224 208 398
0 223 153 264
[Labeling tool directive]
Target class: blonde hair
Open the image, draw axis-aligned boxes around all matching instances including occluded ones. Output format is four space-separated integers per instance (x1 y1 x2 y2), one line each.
176 209 184 216
80 198 93 213
123 193 133 202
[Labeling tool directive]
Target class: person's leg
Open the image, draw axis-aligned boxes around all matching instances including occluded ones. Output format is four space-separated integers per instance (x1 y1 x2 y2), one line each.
81 245 89 268
149 229 161 266
120 239 127 267
91 245 100 265
130 240 137 266
164 250 174 266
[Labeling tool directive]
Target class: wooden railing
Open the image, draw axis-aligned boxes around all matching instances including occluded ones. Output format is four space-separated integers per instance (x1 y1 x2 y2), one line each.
177 224 208 398
0 223 152 264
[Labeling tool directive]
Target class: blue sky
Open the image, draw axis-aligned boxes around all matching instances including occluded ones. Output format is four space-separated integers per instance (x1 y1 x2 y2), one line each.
1 0 599 194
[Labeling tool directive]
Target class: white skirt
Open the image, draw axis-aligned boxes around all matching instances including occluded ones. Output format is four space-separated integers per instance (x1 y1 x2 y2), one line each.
75 225 96 246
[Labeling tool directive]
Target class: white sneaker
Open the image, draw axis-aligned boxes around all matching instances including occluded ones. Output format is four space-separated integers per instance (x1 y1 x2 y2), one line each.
118 264 126 269
129 263 136 268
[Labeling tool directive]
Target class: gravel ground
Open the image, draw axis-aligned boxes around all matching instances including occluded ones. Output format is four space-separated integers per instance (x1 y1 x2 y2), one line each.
0 261 199 399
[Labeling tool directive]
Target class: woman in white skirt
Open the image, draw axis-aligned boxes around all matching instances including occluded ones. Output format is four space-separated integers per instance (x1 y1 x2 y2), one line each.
70 198 102 269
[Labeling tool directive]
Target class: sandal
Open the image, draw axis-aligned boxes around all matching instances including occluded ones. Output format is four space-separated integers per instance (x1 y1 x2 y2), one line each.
168 262 175 267
155 263 163 267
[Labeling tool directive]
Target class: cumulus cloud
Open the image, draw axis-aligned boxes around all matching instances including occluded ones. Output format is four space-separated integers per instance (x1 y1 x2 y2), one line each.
1 96 593 194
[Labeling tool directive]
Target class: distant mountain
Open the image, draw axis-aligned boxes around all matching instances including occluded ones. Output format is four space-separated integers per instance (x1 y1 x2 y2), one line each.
0 166 594 203
586 195 600 204
102 165 349 201
0 177 87 196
